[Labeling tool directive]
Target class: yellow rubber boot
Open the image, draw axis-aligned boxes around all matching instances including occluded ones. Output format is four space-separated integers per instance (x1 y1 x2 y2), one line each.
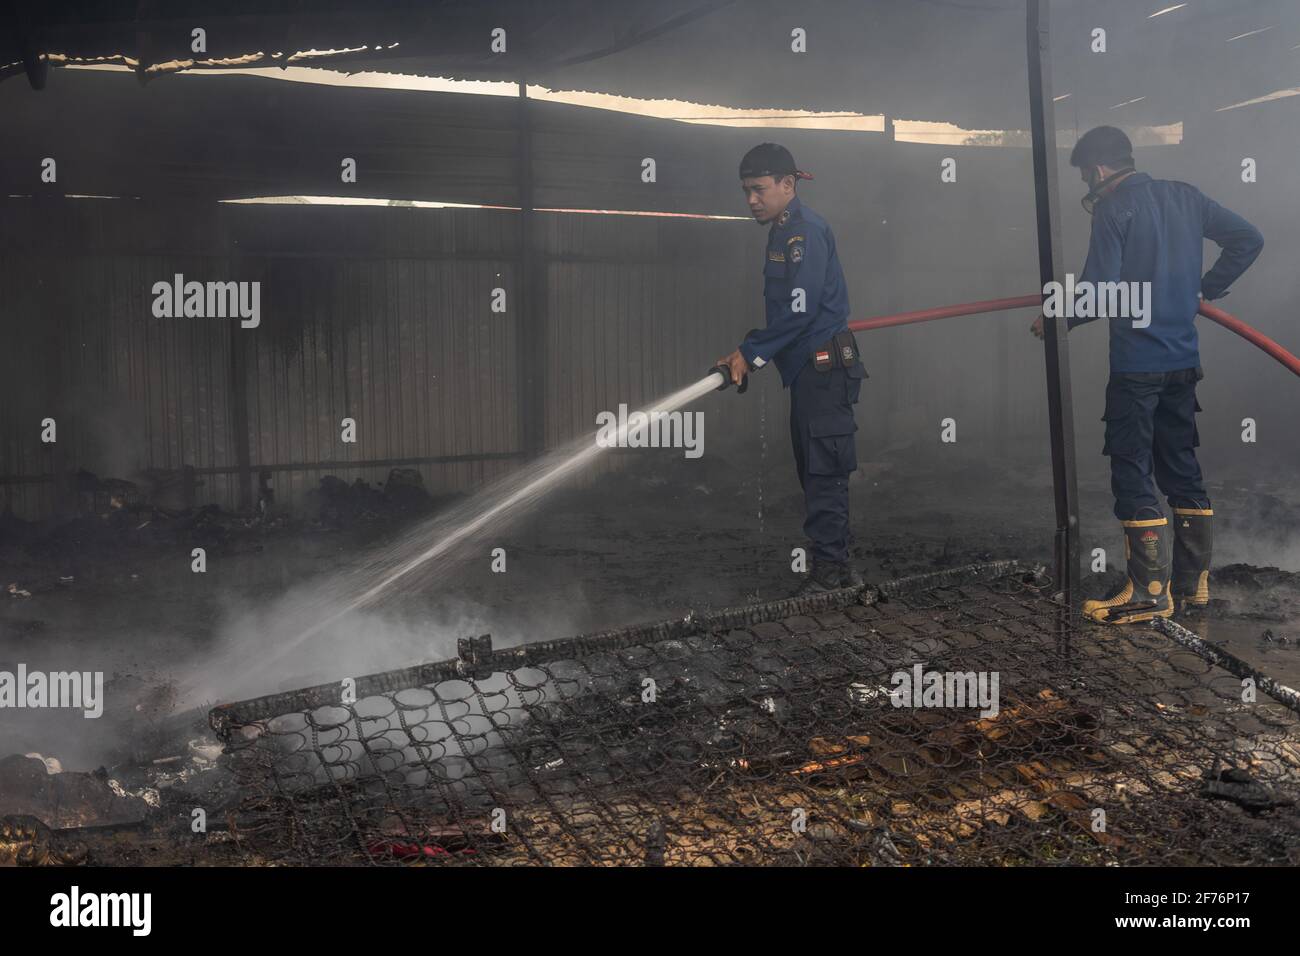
1083 517 1174 624
1171 507 1212 611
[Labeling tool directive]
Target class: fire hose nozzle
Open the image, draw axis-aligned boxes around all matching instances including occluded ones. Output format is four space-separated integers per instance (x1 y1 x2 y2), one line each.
708 364 748 394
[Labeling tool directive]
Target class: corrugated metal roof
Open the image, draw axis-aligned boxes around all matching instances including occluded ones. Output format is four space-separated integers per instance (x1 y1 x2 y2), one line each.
6 0 1299 130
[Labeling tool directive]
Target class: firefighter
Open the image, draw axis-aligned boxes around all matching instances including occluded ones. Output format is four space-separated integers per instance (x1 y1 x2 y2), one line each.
1032 126 1263 623
715 143 867 593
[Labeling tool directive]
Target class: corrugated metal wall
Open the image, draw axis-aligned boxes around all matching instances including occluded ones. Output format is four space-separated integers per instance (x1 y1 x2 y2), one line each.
0 200 746 517
0 201 530 517
0 187 1053 519
540 210 755 451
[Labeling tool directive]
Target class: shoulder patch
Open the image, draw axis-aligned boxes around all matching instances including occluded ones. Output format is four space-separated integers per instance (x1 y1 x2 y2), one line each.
788 242 804 264
786 234 805 245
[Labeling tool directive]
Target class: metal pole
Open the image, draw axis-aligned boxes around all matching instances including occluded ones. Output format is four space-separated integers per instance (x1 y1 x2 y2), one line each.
226 206 254 512
516 77 546 459
1025 0 1081 610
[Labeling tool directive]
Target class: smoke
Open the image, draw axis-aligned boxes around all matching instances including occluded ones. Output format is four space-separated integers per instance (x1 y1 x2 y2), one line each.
1216 491 1300 572
184 577 599 709
181 375 723 707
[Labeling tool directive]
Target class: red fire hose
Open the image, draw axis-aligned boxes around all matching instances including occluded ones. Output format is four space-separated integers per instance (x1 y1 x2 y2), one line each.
1196 301 1300 377
847 295 1300 378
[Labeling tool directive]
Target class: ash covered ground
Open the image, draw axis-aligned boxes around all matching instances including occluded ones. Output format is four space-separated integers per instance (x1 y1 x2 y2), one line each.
2 448 1299 863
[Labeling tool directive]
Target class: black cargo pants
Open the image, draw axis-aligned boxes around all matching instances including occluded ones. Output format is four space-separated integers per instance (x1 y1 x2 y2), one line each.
789 357 867 564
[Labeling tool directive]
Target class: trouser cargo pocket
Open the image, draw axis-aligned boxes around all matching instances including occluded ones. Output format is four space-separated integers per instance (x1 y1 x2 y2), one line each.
1101 375 1159 458
807 412 858 476
844 361 867 404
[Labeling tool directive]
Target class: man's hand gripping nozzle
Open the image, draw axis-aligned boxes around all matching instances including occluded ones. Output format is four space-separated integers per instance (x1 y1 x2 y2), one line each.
708 364 748 394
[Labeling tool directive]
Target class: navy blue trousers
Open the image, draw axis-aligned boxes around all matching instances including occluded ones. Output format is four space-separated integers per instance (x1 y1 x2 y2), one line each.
1102 368 1211 522
789 359 866 563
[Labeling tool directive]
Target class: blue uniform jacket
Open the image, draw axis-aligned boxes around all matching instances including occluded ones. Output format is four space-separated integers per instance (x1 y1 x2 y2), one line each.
1072 172 1263 372
738 196 851 387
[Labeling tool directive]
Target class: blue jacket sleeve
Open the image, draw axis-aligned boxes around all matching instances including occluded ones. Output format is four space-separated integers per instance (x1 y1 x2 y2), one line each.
1200 196 1263 301
1069 207 1126 329
739 228 829 367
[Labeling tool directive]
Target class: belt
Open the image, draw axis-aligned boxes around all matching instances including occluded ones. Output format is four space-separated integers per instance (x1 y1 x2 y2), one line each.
813 330 860 371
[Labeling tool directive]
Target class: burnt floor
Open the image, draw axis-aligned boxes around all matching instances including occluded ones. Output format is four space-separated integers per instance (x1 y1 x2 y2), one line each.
2 448 1299 784
8 567 1300 867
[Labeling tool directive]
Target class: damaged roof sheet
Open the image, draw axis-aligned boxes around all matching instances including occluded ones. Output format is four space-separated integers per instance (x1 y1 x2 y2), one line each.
5 0 1299 129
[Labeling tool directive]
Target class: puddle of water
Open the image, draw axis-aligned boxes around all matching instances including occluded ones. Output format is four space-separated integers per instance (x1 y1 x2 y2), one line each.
1183 614 1300 690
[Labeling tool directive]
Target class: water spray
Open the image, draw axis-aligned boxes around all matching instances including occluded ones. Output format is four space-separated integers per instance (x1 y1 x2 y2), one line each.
262 371 729 668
